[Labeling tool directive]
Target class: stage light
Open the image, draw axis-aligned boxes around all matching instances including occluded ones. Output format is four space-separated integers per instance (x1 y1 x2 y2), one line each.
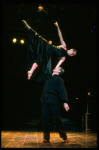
13 38 17 43
38 5 44 11
48 41 52 44
88 92 91 96
75 96 78 99
20 39 24 44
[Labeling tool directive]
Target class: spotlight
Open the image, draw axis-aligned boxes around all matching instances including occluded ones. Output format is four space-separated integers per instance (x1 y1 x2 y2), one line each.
13 38 17 43
88 92 91 96
38 5 44 11
20 39 24 44
48 41 52 44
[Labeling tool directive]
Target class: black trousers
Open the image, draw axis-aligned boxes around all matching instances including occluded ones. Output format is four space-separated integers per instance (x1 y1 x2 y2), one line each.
41 102 67 141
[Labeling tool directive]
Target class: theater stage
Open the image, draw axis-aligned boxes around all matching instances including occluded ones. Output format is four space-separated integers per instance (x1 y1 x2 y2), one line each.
1 130 97 148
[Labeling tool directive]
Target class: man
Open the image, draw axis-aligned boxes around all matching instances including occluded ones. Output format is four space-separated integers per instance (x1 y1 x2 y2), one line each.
41 67 70 143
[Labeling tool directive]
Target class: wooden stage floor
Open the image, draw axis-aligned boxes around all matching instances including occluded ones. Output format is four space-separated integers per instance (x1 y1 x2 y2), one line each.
1 130 97 148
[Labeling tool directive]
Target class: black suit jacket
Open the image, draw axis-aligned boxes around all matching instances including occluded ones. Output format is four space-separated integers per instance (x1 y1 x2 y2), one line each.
41 75 69 104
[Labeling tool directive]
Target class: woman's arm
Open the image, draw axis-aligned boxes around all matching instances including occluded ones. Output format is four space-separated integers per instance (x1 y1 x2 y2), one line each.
55 57 66 68
52 57 66 75
54 22 67 50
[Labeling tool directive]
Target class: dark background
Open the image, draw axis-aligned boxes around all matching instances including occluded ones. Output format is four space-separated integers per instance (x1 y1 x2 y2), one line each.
2 3 97 131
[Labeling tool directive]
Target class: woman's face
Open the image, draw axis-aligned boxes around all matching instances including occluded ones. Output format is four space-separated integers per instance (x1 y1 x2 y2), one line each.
68 49 77 56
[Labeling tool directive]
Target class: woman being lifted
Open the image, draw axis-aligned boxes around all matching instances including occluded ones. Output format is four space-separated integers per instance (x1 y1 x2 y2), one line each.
22 20 77 80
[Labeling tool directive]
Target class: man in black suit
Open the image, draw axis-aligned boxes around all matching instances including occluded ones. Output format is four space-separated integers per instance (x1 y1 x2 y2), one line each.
41 67 70 143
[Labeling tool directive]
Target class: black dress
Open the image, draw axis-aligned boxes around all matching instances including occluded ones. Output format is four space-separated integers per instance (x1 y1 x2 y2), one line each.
26 29 66 82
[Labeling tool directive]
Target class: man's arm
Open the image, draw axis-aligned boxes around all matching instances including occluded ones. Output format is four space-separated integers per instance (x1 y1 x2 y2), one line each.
58 78 70 111
58 78 69 104
54 22 67 50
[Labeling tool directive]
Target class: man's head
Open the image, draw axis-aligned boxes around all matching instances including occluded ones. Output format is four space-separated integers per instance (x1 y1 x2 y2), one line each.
53 67 64 75
67 49 77 56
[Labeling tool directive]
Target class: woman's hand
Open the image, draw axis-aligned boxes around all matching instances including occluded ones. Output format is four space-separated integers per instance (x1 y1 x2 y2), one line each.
54 21 58 27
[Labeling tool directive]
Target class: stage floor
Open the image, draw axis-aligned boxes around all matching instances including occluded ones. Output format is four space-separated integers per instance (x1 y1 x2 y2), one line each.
1 130 97 148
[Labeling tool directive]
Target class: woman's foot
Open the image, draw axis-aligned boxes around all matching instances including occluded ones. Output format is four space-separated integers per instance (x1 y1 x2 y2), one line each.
27 71 33 80
22 20 31 30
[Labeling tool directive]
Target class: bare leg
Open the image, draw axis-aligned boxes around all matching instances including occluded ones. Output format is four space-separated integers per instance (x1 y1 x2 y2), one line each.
22 20 31 30
28 63 38 80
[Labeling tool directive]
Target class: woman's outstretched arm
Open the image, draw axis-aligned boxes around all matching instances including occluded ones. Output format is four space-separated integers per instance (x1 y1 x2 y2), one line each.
54 22 67 50
52 57 66 76
54 57 66 68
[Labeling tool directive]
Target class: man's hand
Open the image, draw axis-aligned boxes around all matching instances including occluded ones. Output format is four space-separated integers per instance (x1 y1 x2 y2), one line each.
64 103 70 111
54 21 58 27
27 70 33 80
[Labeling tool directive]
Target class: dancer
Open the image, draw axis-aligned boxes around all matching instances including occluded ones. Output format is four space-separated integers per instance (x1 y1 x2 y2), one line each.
41 67 70 143
22 20 77 80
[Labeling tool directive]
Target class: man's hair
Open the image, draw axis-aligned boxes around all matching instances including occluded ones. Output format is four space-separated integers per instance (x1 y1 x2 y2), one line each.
59 67 64 75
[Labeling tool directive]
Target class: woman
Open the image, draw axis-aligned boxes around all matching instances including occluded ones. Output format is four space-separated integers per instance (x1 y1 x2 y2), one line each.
22 20 77 80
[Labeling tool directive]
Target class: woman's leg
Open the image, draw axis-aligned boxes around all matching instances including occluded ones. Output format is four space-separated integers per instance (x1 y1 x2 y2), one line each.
28 63 38 80
22 20 31 30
